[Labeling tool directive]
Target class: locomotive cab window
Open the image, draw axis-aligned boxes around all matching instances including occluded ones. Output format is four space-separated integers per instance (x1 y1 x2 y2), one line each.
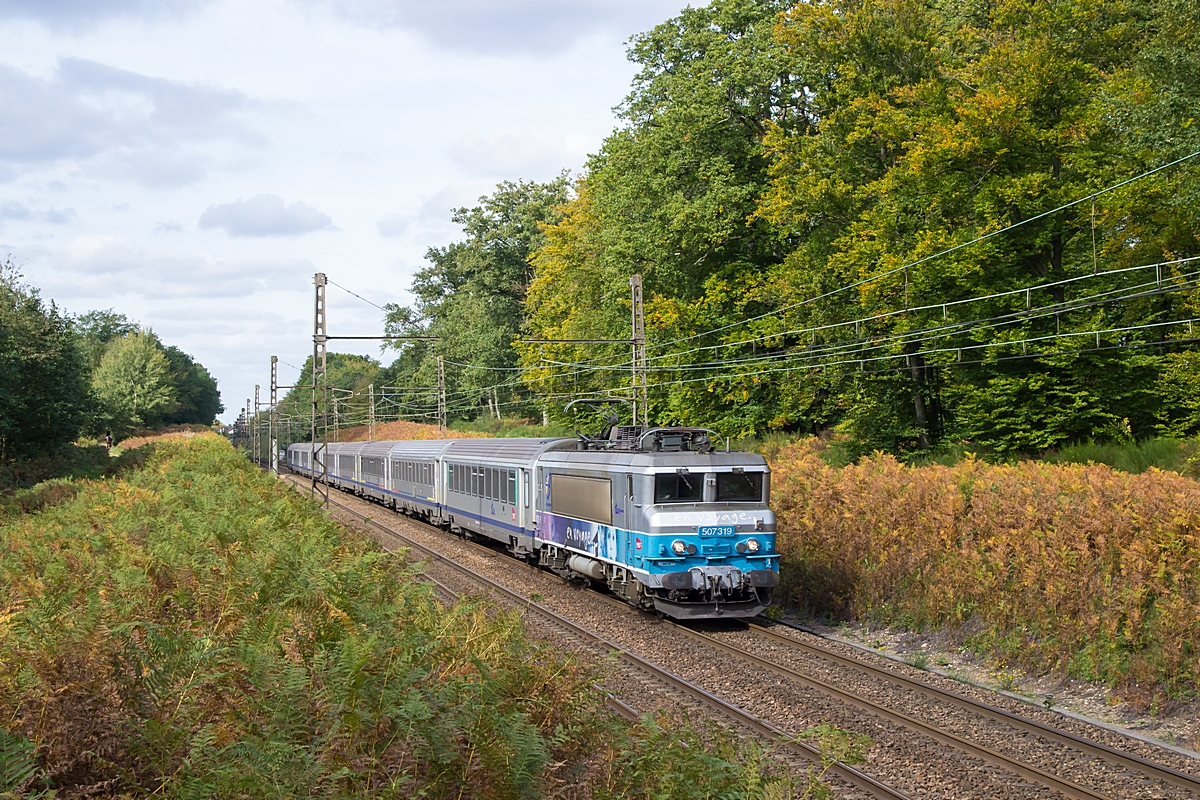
654 472 704 504
716 471 763 502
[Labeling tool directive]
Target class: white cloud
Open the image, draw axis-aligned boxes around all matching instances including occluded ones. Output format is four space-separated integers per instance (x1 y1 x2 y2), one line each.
0 1 209 31
375 182 494 240
37 236 313 300
302 0 684 55
449 128 589 178
88 147 210 187
198 194 334 237
0 57 255 183
376 212 411 238
0 0 666 420
0 200 76 225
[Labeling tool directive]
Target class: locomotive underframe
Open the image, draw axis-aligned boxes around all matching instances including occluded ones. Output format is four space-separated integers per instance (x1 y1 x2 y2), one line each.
539 542 775 618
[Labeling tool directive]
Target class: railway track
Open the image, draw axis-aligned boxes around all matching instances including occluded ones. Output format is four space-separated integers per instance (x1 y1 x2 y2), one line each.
304 482 909 800
281 472 1200 799
739 621 1200 796
571 582 1200 800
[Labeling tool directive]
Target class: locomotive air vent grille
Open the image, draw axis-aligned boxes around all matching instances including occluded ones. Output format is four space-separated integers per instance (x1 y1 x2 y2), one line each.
610 425 643 447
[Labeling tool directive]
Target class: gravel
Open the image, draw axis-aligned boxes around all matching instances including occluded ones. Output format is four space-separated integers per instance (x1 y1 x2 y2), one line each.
295 478 1199 800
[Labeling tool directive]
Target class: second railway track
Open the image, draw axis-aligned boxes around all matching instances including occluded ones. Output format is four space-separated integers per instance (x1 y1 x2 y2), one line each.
300 478 907 800
284 473 1200 800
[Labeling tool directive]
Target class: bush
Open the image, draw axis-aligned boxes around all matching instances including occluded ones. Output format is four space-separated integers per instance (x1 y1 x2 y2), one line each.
771 437 1200 706
0 435 817 798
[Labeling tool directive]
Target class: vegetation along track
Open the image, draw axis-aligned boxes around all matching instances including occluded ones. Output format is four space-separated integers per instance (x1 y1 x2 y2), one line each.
282 473 1198 799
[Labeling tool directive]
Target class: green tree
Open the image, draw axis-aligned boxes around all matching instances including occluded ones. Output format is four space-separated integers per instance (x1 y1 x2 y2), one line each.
92 332 177 436
0 262 90 459
384 177 570 420
75 309 137 371
521 0 796 431
161 346 224 425
277 353 384 437
751 0 1200 452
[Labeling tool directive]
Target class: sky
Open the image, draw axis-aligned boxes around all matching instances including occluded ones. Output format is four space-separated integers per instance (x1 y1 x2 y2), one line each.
1 0 686 421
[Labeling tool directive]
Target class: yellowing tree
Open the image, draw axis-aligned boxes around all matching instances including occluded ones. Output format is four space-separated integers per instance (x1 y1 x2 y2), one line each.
93 332 176 436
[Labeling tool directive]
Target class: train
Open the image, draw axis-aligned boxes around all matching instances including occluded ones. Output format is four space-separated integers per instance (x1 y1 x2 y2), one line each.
286 423 778 619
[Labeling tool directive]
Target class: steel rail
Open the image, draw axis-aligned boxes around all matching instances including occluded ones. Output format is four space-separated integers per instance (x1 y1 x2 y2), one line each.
306 484 911 800
654 620 1111 800
746 621 1200 796
521 552 1188 798
277 467 1199 800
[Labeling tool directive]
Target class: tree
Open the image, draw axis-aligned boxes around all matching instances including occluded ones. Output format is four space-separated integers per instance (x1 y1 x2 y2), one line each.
75 309 137 370
0 261 90 459
383 177 571 420
92 332 177 436
161 346 224 425
278 353 384 437
521 0 796 431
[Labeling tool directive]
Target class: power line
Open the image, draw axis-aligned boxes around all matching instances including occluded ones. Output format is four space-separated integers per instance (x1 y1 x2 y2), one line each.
637 270 1200 375
646 149 1200 352
327 279 393 312
643 255 1200 366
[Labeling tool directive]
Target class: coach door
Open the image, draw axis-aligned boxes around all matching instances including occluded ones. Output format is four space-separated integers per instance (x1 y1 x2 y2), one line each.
519 468 530 530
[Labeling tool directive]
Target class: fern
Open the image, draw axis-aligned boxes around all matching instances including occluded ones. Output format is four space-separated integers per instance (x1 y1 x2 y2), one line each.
0 728 38 796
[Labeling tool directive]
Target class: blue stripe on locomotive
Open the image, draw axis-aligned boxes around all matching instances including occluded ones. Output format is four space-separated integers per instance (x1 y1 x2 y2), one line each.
537 511 778 576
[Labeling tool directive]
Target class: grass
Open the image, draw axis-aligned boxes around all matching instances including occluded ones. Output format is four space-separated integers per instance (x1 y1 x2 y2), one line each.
1042 436 1198 475
903 653 930 671
0 434 853 798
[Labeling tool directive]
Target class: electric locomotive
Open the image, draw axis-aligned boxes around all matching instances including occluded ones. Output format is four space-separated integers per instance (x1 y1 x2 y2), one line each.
286 423 778 619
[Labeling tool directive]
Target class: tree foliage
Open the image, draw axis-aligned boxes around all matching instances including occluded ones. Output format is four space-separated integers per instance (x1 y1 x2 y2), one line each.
0 263 90 459
161 346 224 426
92 332 177 436
382 177 571 419
75 309 138 371
373 0 1200 453
508 0 1200 452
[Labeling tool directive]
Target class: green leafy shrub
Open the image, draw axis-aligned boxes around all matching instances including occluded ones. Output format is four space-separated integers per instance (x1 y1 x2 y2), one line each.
0 434 834 798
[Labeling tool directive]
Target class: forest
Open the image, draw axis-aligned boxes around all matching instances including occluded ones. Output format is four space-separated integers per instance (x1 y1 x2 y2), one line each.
0 261 223 469
356 0 1200 457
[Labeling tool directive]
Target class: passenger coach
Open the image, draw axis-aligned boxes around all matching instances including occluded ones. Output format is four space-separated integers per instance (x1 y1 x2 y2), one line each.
287 424 778 619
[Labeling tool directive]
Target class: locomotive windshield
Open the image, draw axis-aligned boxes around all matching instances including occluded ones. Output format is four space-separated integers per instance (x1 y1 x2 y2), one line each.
716 471 763 502
654 472 704 503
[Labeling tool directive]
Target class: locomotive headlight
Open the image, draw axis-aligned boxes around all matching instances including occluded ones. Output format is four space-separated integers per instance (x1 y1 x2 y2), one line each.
671 539 688 556
746 538 761 553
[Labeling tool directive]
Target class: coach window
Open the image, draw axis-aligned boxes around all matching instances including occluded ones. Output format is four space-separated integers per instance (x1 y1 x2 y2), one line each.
522 471 530 508
654 472 705 503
